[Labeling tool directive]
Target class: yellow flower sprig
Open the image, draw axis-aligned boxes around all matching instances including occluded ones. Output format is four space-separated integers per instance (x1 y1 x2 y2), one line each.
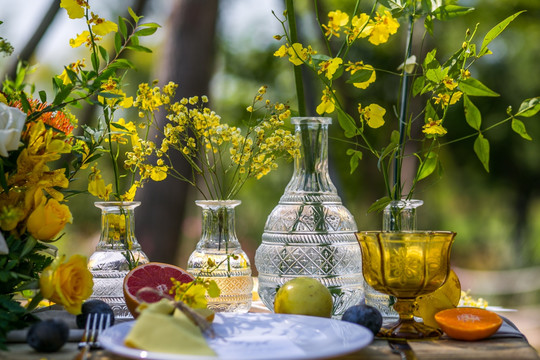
273 1 538 210
129 83 298 200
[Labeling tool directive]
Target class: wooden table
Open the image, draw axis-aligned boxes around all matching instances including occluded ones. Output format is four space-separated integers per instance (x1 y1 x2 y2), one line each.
3 306 539 360
3 335 539 360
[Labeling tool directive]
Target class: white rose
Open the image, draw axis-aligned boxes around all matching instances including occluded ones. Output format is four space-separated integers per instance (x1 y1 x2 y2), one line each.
0 232 7 255
0 102 26 157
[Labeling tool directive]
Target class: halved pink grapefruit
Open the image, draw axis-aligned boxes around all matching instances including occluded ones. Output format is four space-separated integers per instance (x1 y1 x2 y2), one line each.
123 262 194 318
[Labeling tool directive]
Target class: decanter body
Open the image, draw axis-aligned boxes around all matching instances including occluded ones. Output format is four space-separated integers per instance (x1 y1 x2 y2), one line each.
255 117 364 317
187 200 253 313
88 201 149 320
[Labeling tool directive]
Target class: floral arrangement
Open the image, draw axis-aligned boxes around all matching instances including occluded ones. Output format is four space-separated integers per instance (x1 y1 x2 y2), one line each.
273 0 540 211
0 0 159 347
130 82 299 200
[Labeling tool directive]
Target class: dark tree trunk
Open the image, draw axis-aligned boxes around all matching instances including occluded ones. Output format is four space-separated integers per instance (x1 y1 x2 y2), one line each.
135 0 219 263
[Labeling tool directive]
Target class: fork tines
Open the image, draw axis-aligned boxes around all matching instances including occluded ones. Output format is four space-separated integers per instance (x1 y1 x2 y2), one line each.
78 312 112 350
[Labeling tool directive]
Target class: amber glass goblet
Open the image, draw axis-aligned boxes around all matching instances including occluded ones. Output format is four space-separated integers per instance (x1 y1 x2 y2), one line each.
356 231 456 339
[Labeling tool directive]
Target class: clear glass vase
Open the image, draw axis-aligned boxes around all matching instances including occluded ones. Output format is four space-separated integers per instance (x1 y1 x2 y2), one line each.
187 200 253 313
364 199 424 321
254 117 364 317
88 201 149 320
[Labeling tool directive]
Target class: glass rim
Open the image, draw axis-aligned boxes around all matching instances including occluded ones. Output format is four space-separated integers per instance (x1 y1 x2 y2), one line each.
195 199 241 207
357 230 456 235
291 117 332 125
94 201 141 209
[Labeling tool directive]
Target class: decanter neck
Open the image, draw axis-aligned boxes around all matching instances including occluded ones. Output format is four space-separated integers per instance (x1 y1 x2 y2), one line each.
286 117 337 195
382 199 423 231
196 200 241 251
95 201 141 251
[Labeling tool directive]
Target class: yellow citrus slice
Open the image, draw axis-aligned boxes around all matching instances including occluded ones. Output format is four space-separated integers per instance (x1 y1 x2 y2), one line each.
435 307 502 341
414 269 461 328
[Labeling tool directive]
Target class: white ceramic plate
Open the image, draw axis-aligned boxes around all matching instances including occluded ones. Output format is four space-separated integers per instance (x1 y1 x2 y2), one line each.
99 312 373 360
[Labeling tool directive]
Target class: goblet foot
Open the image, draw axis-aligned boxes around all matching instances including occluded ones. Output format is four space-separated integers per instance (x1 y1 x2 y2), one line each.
379 319 442 339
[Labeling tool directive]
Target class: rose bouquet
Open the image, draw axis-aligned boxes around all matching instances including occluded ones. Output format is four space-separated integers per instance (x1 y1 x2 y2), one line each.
0 1 159 347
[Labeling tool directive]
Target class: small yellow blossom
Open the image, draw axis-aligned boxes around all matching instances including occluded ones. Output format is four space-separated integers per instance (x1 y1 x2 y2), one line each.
88 165 112 200
442 76 458 90
433 91 463 108
348 13 372 42
316 87 336 115
422 118 447 136
322 10 350 39
368 11 400 45
246 106 254 112
60 0 88 19
460 69 471 79
92 20 118 36
69 31 92 48
318 57 343 80
359 103 386 128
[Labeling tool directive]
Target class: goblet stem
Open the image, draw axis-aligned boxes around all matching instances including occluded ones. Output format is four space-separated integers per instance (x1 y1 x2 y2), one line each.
379 298 442 339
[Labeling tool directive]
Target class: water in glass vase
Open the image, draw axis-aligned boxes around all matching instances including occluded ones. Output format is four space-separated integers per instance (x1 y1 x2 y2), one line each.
187 200 253 313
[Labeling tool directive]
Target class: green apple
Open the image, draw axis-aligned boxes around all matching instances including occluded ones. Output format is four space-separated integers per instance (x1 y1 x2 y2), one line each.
274 277 333 318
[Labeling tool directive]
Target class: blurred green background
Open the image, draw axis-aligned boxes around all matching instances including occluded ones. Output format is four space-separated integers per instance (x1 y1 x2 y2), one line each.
1 0 539 348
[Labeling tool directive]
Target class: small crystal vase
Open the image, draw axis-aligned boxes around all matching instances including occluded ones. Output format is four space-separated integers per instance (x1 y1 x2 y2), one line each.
187 200 254 313
88 201 149 320
255 117 364 317
364 199 423 321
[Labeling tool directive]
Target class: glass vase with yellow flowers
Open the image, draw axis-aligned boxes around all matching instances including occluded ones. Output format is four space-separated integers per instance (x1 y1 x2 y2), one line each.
132 83 298 312
273 0 540 330
0 1 161 344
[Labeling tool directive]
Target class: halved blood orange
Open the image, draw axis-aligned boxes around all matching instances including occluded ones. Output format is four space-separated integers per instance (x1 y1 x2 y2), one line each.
434 307 503 341
123 262 194 318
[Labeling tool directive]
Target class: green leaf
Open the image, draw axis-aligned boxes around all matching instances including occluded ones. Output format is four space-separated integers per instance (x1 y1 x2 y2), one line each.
463 95 482 130
425 67 445 83
346 149 363 174
347 68 374 84
459 78 499 97
110 58 135 69
126 45 152 53
390 130 400 145
20 237 37 258
136 27 158 37
412 76 425 96
139 22 161 28
423 49 439 70
98 45 109 63
433 5 474 21
207 280 220 298
516 97 540 117
417 151 438 180
474 134 490 172
337 108 357 138
368 196 392 213
114 32 122 53
118 16 127 39
38 90 47 103
480 11 525 57
511 118 532 140
128 7 141 23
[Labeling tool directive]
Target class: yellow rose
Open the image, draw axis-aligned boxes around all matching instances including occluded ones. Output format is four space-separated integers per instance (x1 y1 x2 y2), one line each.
26 195 72 241
40 255 93 314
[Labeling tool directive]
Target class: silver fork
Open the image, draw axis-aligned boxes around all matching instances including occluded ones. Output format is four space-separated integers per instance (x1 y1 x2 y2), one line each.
76 313 112 360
